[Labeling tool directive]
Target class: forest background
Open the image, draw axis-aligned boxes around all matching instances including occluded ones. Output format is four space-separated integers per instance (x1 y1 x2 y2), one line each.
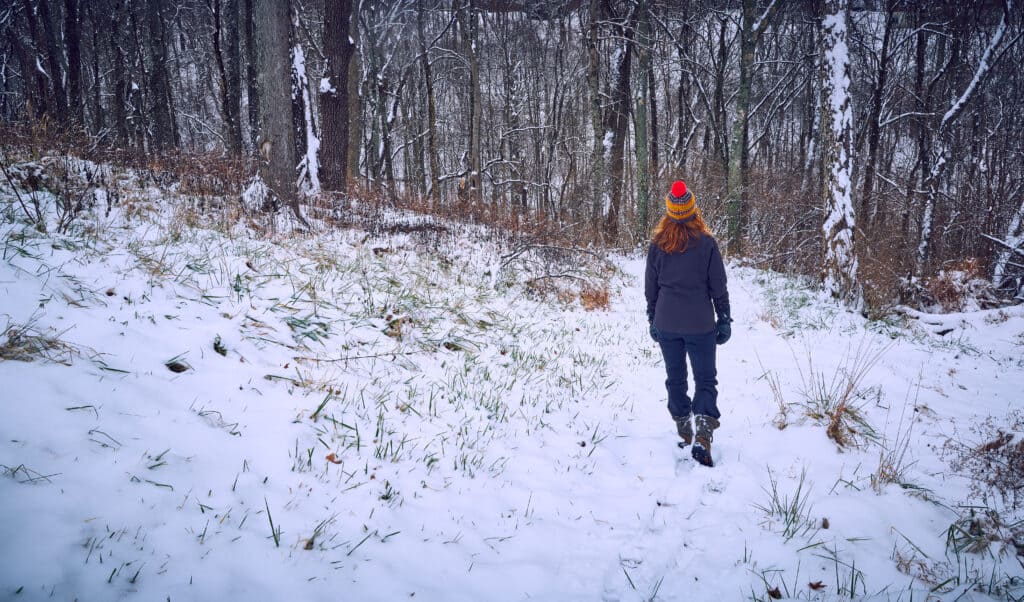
2 0 1022 312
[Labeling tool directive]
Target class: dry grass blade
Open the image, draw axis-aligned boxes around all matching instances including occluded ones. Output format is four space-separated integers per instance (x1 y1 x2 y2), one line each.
0 318 79 365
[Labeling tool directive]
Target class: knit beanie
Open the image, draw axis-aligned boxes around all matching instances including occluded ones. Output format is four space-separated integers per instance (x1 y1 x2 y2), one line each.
665 180 697 223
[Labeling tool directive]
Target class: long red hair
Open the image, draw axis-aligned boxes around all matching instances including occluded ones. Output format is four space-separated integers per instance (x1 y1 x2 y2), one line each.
652 212 711 253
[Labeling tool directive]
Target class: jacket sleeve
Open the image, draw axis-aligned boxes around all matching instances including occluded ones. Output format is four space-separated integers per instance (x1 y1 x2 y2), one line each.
708 239 730 320
644 244 658 323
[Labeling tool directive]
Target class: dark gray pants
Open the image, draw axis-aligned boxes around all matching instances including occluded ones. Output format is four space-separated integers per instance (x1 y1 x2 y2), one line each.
657 329 720 420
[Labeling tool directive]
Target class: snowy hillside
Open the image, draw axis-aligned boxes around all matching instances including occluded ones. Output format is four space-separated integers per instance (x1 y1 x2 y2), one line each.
1 162 1023 601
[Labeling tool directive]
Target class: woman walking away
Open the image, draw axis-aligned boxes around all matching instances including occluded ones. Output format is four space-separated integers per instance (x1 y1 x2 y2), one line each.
645 180 731 467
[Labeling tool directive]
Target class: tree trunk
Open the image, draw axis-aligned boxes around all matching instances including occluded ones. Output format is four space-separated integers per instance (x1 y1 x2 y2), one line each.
727 0 754 255
917 2 1010 277
64 0 83 125
320 0 355 192
254 0 303 222
87 2 103 131
819 0 859 305
459 0 482 205
634 0 651 241
244 0 260 150
993 198 1024 286
347 4 362 184
291 27 320 197
108 0 130 146
586 0 604 222
213 0 243 154
859 0 893 229
712 16 729 175
225 0 242 153
647 58 659 182
416 2 440 203
603 6 637 242
145 0 176 151
38 0 68 119
20 0 51 118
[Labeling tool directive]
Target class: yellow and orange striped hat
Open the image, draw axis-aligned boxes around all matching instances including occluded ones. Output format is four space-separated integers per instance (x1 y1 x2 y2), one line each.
665 180 697 222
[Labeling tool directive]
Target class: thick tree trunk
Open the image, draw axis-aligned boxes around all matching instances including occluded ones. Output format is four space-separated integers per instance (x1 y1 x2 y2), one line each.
38 0 67 119
254 0 303 222
145 0 176 151
320 0 355 192
819 0 859 305
213 0 243 154
20 0 51 119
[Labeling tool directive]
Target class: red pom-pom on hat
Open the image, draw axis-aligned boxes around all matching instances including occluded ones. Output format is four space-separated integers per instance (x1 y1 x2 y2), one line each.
671 180 687 198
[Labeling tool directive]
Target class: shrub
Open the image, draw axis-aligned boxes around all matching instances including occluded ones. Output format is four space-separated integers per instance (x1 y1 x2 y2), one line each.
943 410 1024 513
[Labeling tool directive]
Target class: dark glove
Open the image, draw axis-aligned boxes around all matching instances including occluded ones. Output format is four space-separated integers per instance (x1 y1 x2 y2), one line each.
649 322 659 342
715 317 732 345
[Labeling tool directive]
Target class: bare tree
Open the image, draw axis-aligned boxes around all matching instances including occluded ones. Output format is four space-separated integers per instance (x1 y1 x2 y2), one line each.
320 0 355 192
254 0 303 224
820 0 859 304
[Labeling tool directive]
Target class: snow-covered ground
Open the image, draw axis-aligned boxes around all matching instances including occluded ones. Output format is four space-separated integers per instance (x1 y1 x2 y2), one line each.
1 164 1023 601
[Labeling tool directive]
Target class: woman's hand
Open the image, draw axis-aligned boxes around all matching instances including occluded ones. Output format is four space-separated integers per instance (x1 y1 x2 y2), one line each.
649 322 659 342
715 317 732 345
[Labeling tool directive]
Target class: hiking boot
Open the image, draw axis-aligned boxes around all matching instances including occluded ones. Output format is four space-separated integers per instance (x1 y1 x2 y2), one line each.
691 415 720 467
674 414 693 447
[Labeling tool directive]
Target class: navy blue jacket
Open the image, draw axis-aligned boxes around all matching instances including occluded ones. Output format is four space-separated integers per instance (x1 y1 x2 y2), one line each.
645 234 730 335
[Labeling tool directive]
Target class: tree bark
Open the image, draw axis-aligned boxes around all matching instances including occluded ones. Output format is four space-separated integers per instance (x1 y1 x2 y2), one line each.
634 0 651 241
64 0 83 125
291 21 320 197
20 0 51 119
859 0 893 229
727 0 755 255
213 0 243 154
38 0 68 119
819 0 859 305
254 0 303 222
86 2 103 131
603 4 637 241
586 0 604 222
244 0 260 150
320 0 355 192
459 0 482 205
145 0 177 151
107 0 130 146
416 1 440 203
728 0 778 255
347 4 362 184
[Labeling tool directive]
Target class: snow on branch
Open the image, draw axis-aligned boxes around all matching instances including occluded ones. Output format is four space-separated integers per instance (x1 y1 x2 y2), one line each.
940 2 1010 128
752 0 780 37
